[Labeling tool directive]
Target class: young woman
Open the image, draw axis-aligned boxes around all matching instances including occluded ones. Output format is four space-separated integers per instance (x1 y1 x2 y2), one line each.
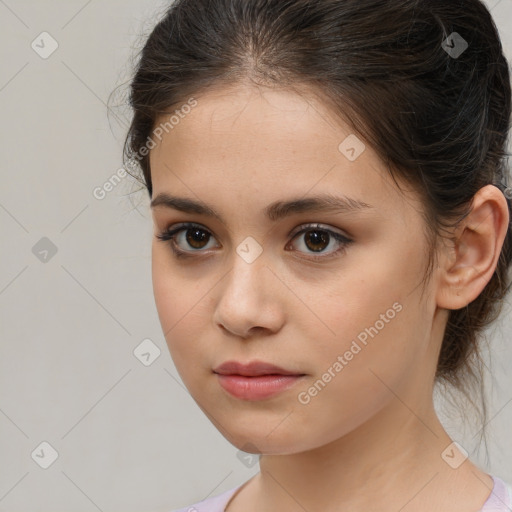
121 0 512 510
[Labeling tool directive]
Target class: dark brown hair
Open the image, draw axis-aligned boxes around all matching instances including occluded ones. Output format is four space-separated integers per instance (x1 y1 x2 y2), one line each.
117 0 512 454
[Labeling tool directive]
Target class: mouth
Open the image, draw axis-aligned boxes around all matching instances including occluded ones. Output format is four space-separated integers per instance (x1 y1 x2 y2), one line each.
213 359 305 377
213 360 306 401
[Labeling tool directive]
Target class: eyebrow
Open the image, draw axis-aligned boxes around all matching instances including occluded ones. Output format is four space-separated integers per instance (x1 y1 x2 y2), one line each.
150 192 374 223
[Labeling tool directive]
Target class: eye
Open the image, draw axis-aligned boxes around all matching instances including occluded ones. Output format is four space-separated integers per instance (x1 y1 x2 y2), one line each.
287 223 353 261
155 222 218 258
155 222 353 261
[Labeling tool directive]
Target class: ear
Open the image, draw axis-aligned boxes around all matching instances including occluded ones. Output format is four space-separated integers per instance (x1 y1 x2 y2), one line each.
436 185 510 310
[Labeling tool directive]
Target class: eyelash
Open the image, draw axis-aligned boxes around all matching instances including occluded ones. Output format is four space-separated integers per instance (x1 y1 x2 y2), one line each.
155 222 353 261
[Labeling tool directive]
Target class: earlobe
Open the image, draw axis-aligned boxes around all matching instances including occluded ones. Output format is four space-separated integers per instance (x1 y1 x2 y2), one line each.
435 185 510 310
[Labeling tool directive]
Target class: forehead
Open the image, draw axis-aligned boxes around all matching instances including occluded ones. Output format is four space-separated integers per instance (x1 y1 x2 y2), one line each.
151 84 351 160
153 86 360 172
148 84 418 220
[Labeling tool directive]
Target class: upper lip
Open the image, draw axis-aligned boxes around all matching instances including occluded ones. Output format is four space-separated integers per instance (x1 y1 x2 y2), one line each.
213 360 304 377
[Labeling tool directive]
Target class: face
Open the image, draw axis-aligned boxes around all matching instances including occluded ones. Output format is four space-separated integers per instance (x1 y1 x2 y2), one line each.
149 84 441 454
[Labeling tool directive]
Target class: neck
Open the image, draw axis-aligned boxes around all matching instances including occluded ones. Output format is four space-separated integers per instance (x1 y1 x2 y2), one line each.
247 396 492 512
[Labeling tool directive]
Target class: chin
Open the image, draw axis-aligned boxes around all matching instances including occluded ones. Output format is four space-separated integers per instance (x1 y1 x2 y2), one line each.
221 429 309 456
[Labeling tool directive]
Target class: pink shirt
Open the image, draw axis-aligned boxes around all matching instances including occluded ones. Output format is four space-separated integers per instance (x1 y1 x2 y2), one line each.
170 475 512 512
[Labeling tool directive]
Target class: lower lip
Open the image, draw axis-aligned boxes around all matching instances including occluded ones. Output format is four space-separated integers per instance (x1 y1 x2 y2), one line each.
216 374 305 401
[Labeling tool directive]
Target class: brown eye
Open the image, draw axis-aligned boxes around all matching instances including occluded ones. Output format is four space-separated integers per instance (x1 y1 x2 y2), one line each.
156 221 353 261
288 223 353 261
156 223 219 255
184 227 211 249
303 229 330 252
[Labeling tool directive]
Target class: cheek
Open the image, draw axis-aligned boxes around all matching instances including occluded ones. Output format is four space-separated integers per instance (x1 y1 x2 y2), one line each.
152 247 177 332
152 248 192 357
309 299 413 386
290 304 422 445
151 246 213 377
303 241 429 387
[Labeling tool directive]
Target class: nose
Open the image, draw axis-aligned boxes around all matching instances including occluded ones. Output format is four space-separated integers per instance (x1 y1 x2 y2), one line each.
212 255 286 339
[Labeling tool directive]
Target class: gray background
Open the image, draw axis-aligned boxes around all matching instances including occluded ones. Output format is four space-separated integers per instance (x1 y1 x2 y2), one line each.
0 1 511 511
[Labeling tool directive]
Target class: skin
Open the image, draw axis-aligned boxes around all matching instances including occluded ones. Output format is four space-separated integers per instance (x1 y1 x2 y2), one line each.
149 83 510 512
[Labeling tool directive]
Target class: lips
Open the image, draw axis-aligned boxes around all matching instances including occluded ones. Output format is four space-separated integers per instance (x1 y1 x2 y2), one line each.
213 360 304 377
213 360 306 401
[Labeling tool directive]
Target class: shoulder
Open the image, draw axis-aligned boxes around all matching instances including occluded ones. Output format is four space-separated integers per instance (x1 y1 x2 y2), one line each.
168 475 512 511
169 484 242 512
480 475 512 511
